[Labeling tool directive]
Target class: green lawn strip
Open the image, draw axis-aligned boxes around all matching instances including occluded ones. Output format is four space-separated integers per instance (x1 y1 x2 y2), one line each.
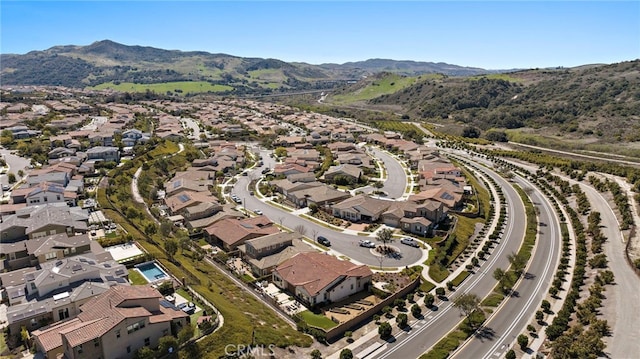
428 265 450 283
266 200 294 212
128 269 148 285
300 214 339 230
453 160 491 218
419 279 436 293
451 271 470 287
299 310 338 330
420 310 486 359
481 292 504 307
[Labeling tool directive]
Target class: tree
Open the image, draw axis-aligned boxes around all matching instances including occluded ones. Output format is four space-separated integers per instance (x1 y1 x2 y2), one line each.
340 348 353 359
376 228 394 249
541 299 551 313
274 147 288 158
378 322 392 339
372 181 384 189
461 126 481 138
411 304 422 318
164 238 179 260
424 293 435 308
133 346 156 359
311 349 322 359
158 335 179 358
508 251 527 276
505 349 516 359
517 334 529 350
144 223 157 236
382 306 393 318
7 172 16 184
393 298 406 310
294 224 307 236
453 293 481 328
535 310 544 323
178 324 194 344
310 349 322 359
344 330 353 342
435 287 446 298
17 169 24 178
396 313 408 328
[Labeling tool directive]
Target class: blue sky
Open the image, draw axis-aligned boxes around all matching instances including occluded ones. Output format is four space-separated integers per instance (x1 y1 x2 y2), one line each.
1 1 639 69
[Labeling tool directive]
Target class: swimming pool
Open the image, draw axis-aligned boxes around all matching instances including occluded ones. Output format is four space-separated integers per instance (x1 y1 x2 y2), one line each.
135 261 169 282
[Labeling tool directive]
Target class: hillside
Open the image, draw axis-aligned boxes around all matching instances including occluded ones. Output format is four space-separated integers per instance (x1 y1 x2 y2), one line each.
0 40 496 95
329 61 640 144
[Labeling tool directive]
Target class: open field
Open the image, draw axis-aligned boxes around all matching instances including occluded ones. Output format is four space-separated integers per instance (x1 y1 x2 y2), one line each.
91 81 233 94
329 74 418 104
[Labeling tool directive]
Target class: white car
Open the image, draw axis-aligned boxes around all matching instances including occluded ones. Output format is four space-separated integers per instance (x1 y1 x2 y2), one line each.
359 239 376 248
400 237 420 248
254 209 263 215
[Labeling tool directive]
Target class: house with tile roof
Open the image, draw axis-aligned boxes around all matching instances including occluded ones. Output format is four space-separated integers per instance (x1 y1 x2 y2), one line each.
204 216 280 251
0 204 89 243
32 285 189 359
238 232 312 277
273 252 373 307
331 194 391 223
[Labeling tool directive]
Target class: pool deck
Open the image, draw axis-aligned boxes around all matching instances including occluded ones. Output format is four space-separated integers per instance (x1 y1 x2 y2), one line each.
106 242 144 262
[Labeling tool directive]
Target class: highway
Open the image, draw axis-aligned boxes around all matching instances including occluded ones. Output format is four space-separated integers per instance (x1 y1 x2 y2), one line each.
370 160 529 359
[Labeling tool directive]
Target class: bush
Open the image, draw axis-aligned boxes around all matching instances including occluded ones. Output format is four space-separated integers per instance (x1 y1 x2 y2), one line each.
396 313 408 328
378 322 392 339
541 300 551 313
435 287 446 297
394 298 406 310
424 293 435 308
517 334 529 350
340 349 353 359
505 349 516 359
411 304 422 318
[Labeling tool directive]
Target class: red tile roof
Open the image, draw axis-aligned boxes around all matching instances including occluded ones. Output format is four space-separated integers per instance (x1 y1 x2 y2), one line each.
275 252 372 296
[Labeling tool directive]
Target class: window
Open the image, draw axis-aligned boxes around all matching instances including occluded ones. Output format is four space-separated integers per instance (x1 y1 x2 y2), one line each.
144 337 150 346
58 308 69 320
126 346 131 354
116 330 121 338
77 344 83 354
45 252 57 260
94 339 100 347
127 320 146 334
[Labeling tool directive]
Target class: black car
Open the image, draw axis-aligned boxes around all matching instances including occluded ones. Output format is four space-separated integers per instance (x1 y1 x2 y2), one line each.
317 236 331 246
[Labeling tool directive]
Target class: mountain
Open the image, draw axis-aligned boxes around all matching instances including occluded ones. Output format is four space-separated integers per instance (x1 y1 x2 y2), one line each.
0 40 497 94
325 60 640 144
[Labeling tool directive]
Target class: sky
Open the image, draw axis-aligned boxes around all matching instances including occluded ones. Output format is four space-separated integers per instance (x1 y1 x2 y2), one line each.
1 1 639 69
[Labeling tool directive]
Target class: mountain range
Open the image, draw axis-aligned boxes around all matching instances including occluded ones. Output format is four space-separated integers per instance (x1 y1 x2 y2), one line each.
0 40 498 94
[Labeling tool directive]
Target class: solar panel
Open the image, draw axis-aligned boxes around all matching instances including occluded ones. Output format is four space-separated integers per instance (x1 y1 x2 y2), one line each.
173 180 182 189
440 193 454 200
104 263 111 268
178 194 191 203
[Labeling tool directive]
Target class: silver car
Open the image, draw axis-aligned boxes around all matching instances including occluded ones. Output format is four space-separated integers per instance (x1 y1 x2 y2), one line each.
400 237 420 248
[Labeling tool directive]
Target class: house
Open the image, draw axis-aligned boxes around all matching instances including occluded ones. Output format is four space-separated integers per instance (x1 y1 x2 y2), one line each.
205 216 280 251
324 164 362 184
273 252 373 307
381 200 446 229
331 194 391 223
48 147 76 160
186 203 244 230
11 182 67 206
121 129 150 147
32 285 189 359
163 177 214 197
86 146 120 163
409 187 463 210
399 216 434 237
287 184 352 209
0 233 92 271
0 204 89 243
273 163 314 177
164 191 220 216
238 232 311 277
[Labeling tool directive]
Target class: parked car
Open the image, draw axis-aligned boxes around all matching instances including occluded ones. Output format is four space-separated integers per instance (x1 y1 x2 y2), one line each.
317 236 331 246
400 237 420 248
1 184 9 191
242 172 248 176
261 168 271 174
254 209 263 215
359 239 376 248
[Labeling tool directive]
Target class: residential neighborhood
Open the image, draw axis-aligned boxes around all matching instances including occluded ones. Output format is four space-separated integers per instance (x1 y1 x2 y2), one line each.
0 86 490 359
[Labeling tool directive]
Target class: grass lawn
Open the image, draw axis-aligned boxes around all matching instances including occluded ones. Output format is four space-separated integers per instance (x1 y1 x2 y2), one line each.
330 74 418 104
451 271 470 287
299 310 338 330
481 292 505 307
128 269 148 285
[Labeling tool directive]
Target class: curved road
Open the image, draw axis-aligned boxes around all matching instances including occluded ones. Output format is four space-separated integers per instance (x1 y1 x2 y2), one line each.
233 161 423 267
453 171 561 359
370 159 528 359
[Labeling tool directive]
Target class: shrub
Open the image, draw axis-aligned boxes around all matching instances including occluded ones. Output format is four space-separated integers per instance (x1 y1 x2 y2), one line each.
505 349 516 359
396 313 408 328
535 310 544 323
541 300 551 313
340 349 353 359
394 298 406 310
424 293 435 308
435 287 446 297
411 304 422 318
378 322 392 339
517 334 529 350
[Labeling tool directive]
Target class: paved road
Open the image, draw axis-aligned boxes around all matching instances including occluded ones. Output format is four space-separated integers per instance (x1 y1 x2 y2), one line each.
0 147 31 194
369 148 407 199
370 159 528 359
452 173 561 359
231 149 423 267
577 181 640 358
